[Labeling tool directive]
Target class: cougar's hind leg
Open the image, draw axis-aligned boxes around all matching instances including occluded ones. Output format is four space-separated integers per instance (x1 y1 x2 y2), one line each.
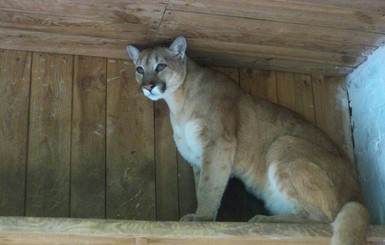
259 135 343 223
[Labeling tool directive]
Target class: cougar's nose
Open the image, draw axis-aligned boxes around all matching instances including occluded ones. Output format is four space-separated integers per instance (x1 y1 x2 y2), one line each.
142 83 155 91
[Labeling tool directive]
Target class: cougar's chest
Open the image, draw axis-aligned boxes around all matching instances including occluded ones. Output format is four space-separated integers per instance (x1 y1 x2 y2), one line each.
171 117 204 167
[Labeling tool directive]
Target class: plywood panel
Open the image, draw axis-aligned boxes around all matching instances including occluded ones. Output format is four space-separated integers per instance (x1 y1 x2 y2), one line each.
154 100 179 221
240 69 277 103
0 50 31 216
71 56 106 218
26 53 72 217
312 75 354 161
106 59 155 220
276 72 315 123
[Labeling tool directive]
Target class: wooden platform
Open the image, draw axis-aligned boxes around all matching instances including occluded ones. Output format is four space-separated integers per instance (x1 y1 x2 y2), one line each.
1 217 385 245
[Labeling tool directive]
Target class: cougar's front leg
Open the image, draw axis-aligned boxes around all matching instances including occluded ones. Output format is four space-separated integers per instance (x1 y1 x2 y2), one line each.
180 145 233 222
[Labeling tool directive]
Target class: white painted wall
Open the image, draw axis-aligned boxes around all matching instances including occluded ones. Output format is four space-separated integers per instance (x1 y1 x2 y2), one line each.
347 45 385 224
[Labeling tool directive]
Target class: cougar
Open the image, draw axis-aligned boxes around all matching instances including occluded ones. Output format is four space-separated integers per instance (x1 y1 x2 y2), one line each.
127 36 369 245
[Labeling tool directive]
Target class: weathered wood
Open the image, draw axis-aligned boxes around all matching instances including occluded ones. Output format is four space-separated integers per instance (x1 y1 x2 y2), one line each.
26 53 72 217
312 75 354 161
106 59 155 220
0 50 31 216
0 27 355 75
0 0 385 75
0 0 168 26
160 10 383 55
154 100 179 221
71 56 106 218
276 71 315 123
0 217 385 245
168 0 385 33
0 10 154 41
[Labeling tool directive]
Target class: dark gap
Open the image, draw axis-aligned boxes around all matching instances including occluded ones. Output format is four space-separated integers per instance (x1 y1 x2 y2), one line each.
24 51 34 216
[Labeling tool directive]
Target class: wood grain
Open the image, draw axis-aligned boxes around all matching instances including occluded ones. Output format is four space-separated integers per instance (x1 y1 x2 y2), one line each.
276 71 315 123
1 217 385 245
26 53 72 217
0 0 385 75
312 75 354 161
0 50 31 216
168 0 385 33
71 56 106 218
106 59 155 220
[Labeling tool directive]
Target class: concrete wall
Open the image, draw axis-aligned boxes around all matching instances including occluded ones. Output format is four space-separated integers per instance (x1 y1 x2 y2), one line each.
347 46 385 224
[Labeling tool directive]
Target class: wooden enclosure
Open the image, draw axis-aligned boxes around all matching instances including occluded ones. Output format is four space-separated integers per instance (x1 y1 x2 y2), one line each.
0 49 354 220
1 0 385 244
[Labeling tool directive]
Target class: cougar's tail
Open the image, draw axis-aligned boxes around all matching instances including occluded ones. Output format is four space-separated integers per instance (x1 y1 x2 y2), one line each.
332 201 369 245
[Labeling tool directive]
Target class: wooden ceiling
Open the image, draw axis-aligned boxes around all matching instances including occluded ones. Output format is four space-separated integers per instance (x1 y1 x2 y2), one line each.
1 0 385 75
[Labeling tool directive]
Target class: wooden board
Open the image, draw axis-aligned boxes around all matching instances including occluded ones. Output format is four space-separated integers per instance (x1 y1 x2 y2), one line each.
106 59 156 220
312 75 354 161
0 50 31 216
26 53 72 217
154 100 179 221
1 217 385 245
276 71 315 123
168 0 385 33
71 56 107 218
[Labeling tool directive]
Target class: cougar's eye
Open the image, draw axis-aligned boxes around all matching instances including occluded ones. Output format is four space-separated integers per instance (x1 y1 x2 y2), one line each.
155 63 167 73
136 66 144 75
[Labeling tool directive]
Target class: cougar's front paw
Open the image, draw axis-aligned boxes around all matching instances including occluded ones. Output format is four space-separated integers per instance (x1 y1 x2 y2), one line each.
180 213 198 222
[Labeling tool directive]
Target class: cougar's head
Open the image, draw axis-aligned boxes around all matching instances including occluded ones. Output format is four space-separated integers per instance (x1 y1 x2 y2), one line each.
127 36 187 101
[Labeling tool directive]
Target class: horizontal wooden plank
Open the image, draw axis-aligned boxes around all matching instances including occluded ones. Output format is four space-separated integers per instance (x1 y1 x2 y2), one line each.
0 28 353 75
0 217 385 245
160 10 385 47
0 10 155 41
169 0 385 33
182 39 361 67
0 0 167 26
191 51 354 75
275 0 385 15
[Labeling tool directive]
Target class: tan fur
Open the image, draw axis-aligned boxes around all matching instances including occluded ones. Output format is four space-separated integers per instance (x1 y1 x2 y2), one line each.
127 37 369 244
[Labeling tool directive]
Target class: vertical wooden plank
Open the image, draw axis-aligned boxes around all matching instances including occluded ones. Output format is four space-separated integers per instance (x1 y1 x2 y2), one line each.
154 100 179 221
276 71 315 123
26 53 72 217
0 50 31 216
177 154 197 219
106 59 155 220
312 75 354 161
239 69 278 103
71 56 106 218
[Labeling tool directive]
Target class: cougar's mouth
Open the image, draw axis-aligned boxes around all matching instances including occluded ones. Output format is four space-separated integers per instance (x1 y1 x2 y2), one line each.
141 82 166 101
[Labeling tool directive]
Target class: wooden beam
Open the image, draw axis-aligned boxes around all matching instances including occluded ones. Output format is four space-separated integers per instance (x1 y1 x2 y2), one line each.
0 217 384 245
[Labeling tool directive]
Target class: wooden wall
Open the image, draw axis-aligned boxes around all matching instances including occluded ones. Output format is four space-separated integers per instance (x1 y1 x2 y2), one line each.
0 49 353 221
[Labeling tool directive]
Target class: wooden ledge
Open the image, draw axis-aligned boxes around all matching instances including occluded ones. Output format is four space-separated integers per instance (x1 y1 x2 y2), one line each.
0 217 384 245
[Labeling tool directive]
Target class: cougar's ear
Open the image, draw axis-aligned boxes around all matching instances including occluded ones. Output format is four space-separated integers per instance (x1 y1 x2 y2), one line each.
127 45 140 63
169 36 187 59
